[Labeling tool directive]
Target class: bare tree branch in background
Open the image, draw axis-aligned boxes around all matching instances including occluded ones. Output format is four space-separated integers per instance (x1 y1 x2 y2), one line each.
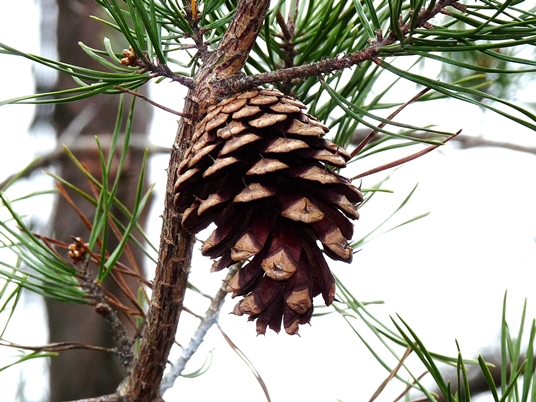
351 129 536 155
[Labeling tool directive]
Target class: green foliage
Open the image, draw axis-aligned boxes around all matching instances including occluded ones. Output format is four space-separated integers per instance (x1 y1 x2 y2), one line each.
0 95 155 307
246 0 536 151
335 284 536 401
0 350 58 374
0 194 88 304
0 0 534 155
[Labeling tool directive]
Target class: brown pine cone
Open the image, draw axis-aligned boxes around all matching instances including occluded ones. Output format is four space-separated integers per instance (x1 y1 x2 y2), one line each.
174 88 362 335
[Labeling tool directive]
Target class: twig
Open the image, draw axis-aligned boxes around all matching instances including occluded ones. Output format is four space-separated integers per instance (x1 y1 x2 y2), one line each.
94 302 135 370
454 135 536 154
113 86 195 118
121 47 195 89
73 256 135 371
184 0 212 62
222 0 460 97
160 264 240 393
276 11 297 94
32 233 137 371
148 62 195 88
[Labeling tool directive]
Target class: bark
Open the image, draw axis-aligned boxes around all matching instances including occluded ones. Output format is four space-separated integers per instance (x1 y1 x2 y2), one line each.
37 1 152 400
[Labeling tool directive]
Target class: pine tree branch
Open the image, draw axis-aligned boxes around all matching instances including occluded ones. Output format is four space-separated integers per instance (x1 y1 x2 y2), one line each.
194 0 271 106
66 1 466 400
122 0 459 101
221 0 460 96
276 10 297 94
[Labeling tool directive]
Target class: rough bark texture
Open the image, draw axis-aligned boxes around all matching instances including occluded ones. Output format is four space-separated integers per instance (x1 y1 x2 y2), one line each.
123 1 270 400
39 1 152 400
194 0 270 105
123 92 197 401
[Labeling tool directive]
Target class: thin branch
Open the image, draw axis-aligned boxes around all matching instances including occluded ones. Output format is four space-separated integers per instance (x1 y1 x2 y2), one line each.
71 256 135 370
454 135 536 154
148 63 195 88
113 86 195 118
276 11 297 94
32 232 136 369
92 301 134 370
160 264 240 393
121 47 195 89
222 0 460 96
183 0 212 62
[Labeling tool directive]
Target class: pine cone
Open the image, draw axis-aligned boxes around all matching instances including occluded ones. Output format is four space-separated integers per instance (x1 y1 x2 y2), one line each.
174 88 363 335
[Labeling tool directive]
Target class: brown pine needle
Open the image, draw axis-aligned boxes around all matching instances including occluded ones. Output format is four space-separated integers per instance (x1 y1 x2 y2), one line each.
219 326 272 402
351 87 432 159
191 0 197 19
352 130 461 181
369 346 413 402
114 86 195 118
0 339 115 354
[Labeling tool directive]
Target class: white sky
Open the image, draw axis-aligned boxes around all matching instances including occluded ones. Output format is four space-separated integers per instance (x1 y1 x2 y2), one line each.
1 1 536 402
